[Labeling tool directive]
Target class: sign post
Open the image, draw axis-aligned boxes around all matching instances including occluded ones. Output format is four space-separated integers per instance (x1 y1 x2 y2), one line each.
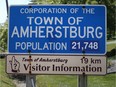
78 74 87 87
26 75 36 87
26 51 36 87
78 50 87 87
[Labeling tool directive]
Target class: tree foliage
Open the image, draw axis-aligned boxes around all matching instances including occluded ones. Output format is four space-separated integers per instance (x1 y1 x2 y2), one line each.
0 22 7 52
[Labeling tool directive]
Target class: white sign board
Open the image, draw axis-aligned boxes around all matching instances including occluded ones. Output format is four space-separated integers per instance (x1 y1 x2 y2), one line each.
6 55 106 75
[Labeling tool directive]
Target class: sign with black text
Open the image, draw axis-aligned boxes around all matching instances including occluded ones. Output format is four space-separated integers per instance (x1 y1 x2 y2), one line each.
6 55 106 75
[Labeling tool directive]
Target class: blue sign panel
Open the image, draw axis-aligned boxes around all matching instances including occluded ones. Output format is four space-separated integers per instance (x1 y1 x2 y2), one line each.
8 5 106 55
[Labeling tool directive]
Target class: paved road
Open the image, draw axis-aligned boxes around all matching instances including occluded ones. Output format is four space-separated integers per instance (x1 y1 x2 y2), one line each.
107 41 116 45
107 60 116 73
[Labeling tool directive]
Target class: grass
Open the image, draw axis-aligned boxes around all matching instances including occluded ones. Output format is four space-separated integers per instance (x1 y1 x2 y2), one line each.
0 59 16 87
108 55 116 60
36 74 116 87
88 74 116 87
37 75 77 87
107 43 116 52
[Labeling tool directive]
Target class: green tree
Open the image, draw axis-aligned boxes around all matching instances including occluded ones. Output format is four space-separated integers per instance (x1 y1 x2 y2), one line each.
0 22 8 52
104 0 115 38
96 0 116 39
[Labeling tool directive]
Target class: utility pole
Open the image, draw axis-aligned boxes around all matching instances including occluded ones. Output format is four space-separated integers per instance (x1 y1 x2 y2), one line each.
6 0 8 16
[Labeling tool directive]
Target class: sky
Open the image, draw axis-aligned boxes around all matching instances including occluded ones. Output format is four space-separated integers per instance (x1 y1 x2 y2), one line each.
0 0 30 23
